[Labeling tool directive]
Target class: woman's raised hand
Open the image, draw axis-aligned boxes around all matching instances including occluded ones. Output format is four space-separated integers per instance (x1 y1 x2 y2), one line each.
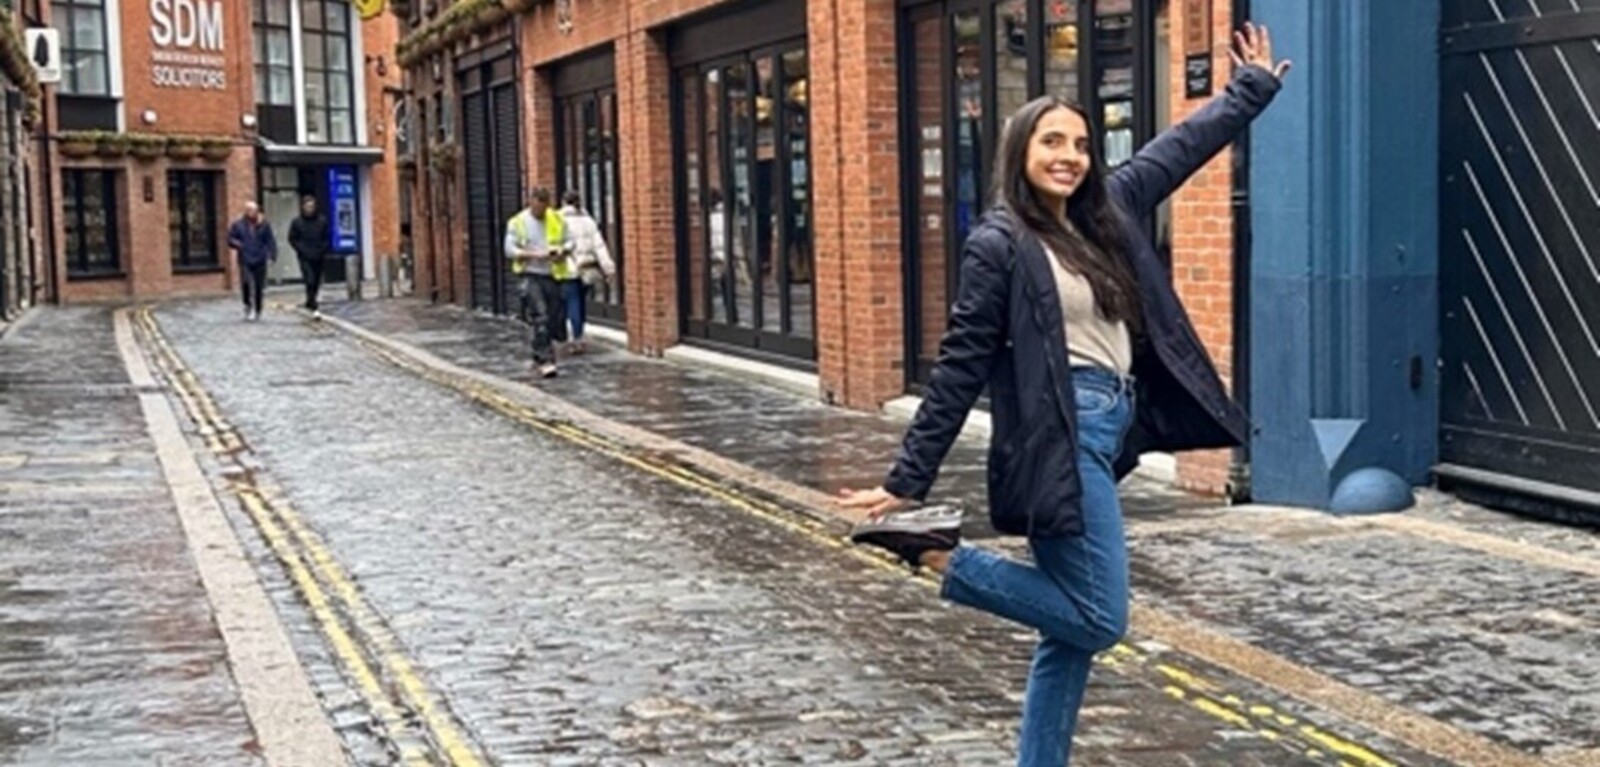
1232 22 1291 81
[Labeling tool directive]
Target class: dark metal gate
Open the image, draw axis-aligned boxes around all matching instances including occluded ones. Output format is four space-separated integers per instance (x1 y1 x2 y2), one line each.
460 50 523 315
1438 0 1600 510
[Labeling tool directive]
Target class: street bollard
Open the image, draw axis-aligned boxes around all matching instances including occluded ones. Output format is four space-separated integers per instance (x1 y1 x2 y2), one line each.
346 255 363 301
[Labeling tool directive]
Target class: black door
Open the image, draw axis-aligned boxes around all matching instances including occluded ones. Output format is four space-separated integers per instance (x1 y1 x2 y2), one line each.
554 49 625 323
1438 0 1600 497
675 44 816 362
899 0 1161 387
462 88 497 312
460 55 523 315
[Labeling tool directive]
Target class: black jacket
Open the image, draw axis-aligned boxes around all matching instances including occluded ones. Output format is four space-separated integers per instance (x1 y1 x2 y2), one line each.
883 66 1282 538
288 213 331 259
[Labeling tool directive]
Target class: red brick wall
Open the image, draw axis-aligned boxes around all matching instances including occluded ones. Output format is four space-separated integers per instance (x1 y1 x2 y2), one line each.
1168 0 1236 495
50 0 255 304
363 12 405 267
616 28 678 354
812 0 903 408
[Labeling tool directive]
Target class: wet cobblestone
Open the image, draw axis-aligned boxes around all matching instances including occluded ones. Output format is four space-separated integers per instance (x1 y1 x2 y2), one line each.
322 297 1600 764
153 298 1330 765
0 308 260 766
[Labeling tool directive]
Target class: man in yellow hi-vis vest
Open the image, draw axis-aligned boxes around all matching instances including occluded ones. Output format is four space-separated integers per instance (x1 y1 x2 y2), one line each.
505 187 573 378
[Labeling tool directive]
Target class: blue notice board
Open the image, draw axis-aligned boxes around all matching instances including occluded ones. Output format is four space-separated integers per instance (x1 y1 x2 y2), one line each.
327 165 359 253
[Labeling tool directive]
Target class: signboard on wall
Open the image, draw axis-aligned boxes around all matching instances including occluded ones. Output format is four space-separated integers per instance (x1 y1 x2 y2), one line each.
1183 0 1213 99
353 0 385 21
150 0 228 90
25 29 61 84
328 166 360 253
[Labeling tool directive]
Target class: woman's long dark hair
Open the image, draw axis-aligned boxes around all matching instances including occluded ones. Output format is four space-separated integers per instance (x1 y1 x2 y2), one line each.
993 97 1140 329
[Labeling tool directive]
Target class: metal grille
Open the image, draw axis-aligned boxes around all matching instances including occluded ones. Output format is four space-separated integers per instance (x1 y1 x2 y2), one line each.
1439 0 1600 492
492 82 522 316
462 90 497 313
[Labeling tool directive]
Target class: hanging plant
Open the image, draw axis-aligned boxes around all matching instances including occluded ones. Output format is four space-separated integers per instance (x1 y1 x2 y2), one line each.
429 141 458 174
58 131 100 158
129 134 167 162
166 135 202 160
502 0 538 13
200 137 234 162
96 133 131 158
475 2 508 27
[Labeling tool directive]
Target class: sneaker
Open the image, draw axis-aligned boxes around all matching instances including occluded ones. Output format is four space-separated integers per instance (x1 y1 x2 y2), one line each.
243 306 252 321
572 339 587 355
539 363 559 379
849 505 963 569
312 310 323 321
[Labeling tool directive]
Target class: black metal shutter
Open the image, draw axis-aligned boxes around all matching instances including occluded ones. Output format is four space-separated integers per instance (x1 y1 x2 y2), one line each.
462 90 496 312
492 81 523 315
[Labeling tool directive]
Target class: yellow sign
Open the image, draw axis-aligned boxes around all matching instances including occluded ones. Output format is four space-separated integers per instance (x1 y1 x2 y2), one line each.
354 0 385 21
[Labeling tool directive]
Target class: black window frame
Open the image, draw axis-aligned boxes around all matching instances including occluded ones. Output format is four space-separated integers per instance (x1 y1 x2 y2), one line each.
553 52 625 323
63 169 122 279
255 0 296 107
168 171 222 272
51 0 113 97
301 0 358 145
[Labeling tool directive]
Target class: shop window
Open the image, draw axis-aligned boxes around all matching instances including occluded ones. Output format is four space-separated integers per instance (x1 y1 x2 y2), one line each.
63 169 120 278
169 172 221 271
555 85 624 318
677 42 814 358
51 0 112 96
301 0 356 145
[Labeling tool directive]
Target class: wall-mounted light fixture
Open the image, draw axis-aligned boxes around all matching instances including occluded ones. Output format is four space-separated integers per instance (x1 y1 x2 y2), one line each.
141 109 158 125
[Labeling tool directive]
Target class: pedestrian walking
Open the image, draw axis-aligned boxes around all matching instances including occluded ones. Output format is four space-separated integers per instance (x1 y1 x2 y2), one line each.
559 191 616 355
288 195 331 319
227 202 277 322
505 187 573 378
839 24 1290 766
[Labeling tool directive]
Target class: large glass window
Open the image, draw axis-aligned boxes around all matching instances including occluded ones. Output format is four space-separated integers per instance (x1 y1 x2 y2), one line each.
51 0 111 96
254 0 295 107
301 0 356 144
556 86 624 320
169 172 221 271
678 43 814 359
63 170 120 277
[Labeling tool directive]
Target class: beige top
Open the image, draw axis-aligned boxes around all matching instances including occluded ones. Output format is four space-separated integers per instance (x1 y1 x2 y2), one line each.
1044 245 1133 375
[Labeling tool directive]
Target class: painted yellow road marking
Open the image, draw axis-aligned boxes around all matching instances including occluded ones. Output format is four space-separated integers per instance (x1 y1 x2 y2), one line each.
135 309 483 767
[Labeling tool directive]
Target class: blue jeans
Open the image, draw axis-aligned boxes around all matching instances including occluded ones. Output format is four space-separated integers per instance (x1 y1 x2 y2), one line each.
562 279 588 341
941 367 1134 766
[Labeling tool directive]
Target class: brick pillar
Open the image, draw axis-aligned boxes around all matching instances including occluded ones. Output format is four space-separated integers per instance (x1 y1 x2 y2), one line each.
812 0 904 409
617 28 677 355
1169 0 1236 495
525 69 558 193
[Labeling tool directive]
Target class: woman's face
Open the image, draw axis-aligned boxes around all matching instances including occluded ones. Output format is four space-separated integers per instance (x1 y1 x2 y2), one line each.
1024 106 1092 207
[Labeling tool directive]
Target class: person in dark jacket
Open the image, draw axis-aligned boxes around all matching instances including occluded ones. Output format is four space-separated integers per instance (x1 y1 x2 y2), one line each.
288 196 332 317
840 23 1290 766
227 202 277 322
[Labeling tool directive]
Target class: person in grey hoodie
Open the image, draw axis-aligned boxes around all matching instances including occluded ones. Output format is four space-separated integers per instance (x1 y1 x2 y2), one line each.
227 202 277 322
288 196 331 317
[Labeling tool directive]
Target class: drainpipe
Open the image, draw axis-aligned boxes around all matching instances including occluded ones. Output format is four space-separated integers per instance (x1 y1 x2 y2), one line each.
1227 0 1252 503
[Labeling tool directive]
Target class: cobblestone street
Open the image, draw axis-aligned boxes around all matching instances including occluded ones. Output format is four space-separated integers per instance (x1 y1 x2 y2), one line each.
3 300 1598 766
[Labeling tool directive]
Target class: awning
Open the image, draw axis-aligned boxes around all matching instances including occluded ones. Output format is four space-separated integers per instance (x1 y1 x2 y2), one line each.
255 139 385 167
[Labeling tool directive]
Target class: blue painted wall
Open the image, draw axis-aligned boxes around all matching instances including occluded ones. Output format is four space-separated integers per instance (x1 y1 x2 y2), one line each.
1248 0 1441 508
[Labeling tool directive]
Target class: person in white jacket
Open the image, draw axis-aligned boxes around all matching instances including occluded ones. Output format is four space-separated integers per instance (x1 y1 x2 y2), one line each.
559 191 616 353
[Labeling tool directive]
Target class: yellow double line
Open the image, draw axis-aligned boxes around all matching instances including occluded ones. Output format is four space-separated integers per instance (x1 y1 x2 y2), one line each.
135 309 486 767
342 329 1401 767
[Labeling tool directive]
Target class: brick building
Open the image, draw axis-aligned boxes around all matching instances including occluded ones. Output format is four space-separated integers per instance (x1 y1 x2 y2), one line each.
23 0 402 305
399 0 1250 494
1 6 40 322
